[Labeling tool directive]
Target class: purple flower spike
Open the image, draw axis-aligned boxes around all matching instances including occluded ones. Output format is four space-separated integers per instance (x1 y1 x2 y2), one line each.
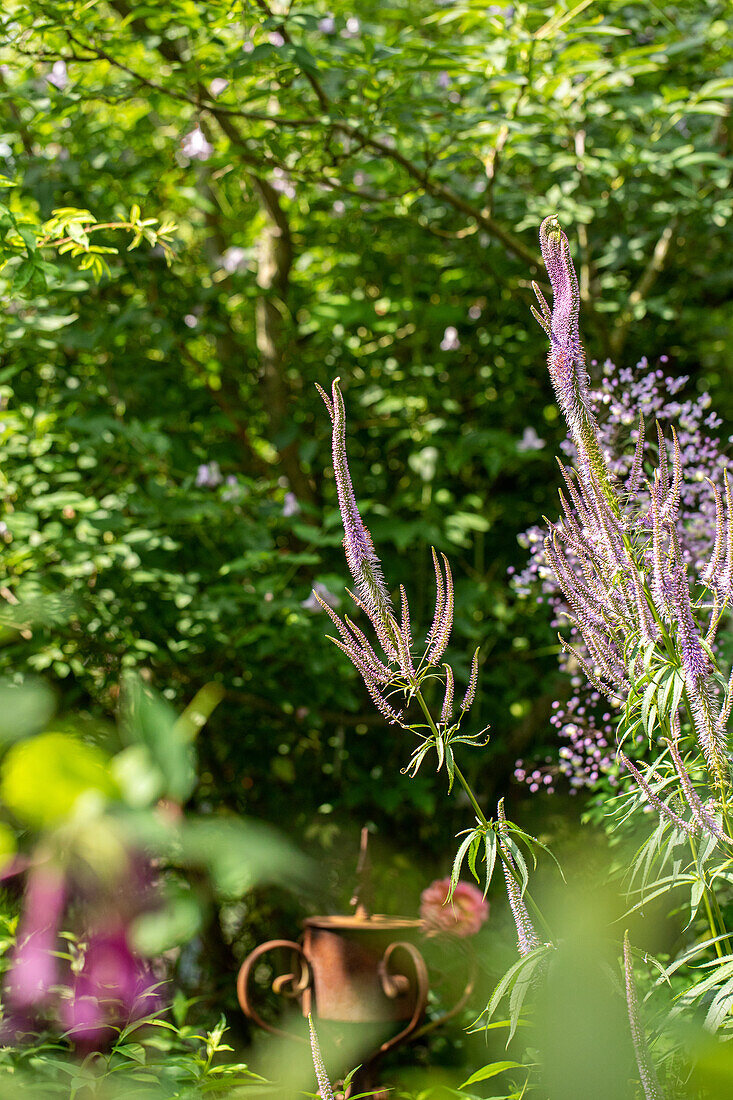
623 932 663 1100
665 738 732 844
308 1013 335 1100
618 751 694 836
317 379 393 626
440 664 455 726
461 647 480 712
426 553 454 665
533 217 616 509
497 800 540 957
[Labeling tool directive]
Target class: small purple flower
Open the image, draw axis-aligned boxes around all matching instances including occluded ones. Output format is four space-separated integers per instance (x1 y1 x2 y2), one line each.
47 61 68 90
319 14 336 34
184 313 198 328
268 31 285 47
271 168 296 200
196 461 222 488
222 475 239 501
221 246 247 273
517 426 545 452
342 16 361 37
440 326 460 351
437 71 451 89
309 1014 335 1100
181 126 213 161
209 77 229 97
302 582 341 612
283 492 300 517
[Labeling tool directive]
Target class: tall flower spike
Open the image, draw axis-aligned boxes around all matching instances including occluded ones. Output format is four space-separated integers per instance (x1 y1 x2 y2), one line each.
673 566 709 688
427 553 454 665
362 673 403 726
627 412 646 495
461 647 480 712
308 1013 335 1100
497 799 540 957
533 216 616 510
701 477 725 586
441 664 455 726
427 546 445 645
716 666 733 736
655 422 670 500
319 378 393 625
623 932 663 1100
648 477 668 617
716 468 733 600
399 584 413 656
618 752 695 836
665 738 732 844
659 425 682 523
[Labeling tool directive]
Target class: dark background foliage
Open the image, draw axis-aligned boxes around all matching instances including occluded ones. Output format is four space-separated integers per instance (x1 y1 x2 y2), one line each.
0 0 732 1032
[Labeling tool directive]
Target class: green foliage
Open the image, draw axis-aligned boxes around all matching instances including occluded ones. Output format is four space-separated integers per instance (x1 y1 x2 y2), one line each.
0 0 731 1094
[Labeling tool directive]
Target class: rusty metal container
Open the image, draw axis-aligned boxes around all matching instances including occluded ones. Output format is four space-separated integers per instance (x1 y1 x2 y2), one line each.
236 831 473 1096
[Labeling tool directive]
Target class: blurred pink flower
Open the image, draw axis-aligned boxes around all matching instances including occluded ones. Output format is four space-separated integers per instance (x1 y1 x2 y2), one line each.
7 863 66 1008
420 876 489 937
60 927 159 1045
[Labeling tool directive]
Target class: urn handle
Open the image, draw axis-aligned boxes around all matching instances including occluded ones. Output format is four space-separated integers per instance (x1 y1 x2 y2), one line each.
237 938 311 1043
377 940 429 1056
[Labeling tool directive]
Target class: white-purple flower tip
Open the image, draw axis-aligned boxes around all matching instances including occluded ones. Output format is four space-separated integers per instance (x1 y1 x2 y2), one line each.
318 378 392 626
533 217 614 505
181 126 213 161
308 1013 335 1100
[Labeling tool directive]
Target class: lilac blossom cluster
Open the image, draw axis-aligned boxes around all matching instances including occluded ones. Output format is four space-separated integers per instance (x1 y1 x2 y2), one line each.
514 216 733 799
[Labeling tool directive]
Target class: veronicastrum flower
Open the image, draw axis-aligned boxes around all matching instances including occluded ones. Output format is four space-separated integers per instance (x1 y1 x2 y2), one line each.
497 799 539 957
316 378 392 626
532 216 616 509
314 378 485 777
308 1013 334 1100
623 932 663 1100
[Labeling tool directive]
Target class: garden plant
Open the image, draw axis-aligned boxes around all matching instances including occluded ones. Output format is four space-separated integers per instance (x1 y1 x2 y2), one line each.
0 1 731 1098
311 217 733 1097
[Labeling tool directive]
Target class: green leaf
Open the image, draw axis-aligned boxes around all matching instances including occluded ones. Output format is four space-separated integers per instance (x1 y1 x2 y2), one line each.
0 730 117 827
451 829 479 897
460 1061 524 1088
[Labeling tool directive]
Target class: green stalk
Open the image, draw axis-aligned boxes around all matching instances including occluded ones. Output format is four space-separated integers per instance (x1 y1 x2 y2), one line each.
414 687 553 943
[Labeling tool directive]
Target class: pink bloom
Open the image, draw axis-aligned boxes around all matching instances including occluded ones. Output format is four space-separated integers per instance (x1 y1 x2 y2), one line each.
7 863 66 1008
420 876 489 937
60 927 159 1045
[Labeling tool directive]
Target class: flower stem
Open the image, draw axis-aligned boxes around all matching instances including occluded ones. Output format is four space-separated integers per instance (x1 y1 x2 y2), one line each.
414 687 553 942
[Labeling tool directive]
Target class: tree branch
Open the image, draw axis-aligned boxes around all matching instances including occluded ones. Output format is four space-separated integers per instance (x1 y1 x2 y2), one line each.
609 218 678 359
